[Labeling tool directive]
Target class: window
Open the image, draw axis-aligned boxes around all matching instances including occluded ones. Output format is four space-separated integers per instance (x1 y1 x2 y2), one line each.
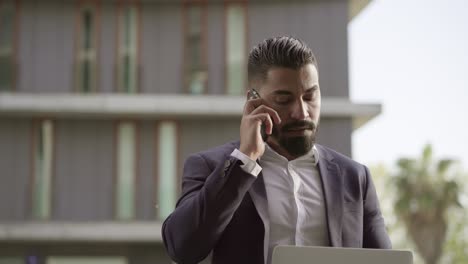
184 1 207 94
75 2 98 93
157 121 178 220
116 2 139 93
115 121 137 220
0 0 17 91
32 120 54 220
225 1 247 95
47 257 127 264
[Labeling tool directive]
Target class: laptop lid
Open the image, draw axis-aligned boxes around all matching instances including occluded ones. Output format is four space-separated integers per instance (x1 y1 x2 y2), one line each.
272 246 413 264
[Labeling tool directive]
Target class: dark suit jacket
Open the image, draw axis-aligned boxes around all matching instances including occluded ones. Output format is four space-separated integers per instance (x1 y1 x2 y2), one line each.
162 141 391 264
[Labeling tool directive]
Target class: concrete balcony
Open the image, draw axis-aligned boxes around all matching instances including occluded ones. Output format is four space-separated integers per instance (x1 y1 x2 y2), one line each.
0 221 163 243
0 93 381 129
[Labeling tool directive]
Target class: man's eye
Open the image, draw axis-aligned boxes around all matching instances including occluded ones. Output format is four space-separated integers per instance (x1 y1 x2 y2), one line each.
304 91 318 101
274 96 290 104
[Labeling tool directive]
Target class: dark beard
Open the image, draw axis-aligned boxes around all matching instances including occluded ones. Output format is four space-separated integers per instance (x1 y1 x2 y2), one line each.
272 120 317 157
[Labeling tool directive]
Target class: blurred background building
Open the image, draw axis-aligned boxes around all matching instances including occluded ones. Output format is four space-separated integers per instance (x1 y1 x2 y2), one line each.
0 0 380 263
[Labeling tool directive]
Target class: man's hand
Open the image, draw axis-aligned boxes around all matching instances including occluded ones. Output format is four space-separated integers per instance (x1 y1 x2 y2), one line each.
239 98 281 160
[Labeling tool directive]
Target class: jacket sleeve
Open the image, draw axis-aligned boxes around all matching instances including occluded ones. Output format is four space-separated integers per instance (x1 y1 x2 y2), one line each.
162 153 257 264
362 165 392 249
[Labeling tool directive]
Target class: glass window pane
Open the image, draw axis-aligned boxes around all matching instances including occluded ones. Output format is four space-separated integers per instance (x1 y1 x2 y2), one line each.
157 122 177 220
76 5 96 93
33 120 54 220
124 9 131 48
0 1 15 91
82 8 94 51
116 122 136 220
118 5 138 93
47 256 127 264
122 7 137 50
189 71 206 94
123 55 131 92
81 59 91 93
0 55 13 90
0 1 14 50
186 4 206 94
189 35 201 70
188 6 201 36
226 4 246 95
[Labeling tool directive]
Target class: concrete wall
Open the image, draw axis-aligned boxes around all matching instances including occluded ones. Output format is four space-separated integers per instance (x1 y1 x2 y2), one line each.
53 120 114 220
0 119 32 220
206 3 226 95
179 119 240 162
18 1 75 93
317 118 353 157
140 2 183 94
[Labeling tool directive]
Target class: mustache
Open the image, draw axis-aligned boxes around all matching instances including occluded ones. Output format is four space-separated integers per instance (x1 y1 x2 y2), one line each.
281 120 316 131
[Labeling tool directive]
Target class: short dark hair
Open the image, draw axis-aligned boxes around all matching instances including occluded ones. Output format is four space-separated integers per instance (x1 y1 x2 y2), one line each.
247 36 317 84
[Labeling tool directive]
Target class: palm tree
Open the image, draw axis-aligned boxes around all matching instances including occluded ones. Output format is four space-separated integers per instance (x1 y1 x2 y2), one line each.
392 144 462 264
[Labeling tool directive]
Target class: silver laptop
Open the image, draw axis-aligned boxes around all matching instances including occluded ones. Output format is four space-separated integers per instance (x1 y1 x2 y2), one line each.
272 246 413 264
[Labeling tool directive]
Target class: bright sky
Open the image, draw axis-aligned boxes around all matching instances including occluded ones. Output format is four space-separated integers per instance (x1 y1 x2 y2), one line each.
349 0 468 169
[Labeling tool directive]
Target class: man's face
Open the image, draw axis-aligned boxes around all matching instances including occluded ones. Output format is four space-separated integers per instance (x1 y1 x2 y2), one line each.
258 64 321 157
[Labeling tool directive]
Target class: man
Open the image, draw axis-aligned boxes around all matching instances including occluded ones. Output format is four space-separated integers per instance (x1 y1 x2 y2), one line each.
162 36 391 264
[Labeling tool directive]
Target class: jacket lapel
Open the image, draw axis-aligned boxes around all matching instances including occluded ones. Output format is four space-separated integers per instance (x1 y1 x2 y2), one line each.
317 145 343 247
248 171 270 264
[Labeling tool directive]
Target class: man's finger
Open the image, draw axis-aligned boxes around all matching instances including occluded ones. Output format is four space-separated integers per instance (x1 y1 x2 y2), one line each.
251 105 282 125
254 113 273 135
243 98 264 114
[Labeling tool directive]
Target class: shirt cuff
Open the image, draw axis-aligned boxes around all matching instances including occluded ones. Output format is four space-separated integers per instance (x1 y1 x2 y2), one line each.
230 149 262 177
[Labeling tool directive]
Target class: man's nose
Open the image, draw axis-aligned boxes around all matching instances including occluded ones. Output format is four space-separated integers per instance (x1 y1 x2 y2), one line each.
290 100 309 120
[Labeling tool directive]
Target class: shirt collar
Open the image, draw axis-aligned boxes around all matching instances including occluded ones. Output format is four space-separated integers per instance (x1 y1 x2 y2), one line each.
261 143 319 165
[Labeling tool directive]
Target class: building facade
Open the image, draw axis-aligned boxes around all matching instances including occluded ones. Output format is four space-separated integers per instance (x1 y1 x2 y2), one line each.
0 0 379 263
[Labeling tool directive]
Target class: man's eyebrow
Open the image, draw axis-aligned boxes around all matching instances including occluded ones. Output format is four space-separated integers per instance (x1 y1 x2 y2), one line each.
272 90 293 95
305 85 319 93
272 85 319 95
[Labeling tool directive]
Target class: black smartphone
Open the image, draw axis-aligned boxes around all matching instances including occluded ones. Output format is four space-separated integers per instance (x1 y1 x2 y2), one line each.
248 89 268 141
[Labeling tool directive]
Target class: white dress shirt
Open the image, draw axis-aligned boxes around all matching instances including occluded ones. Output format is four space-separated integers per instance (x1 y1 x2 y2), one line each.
231 145 329 264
